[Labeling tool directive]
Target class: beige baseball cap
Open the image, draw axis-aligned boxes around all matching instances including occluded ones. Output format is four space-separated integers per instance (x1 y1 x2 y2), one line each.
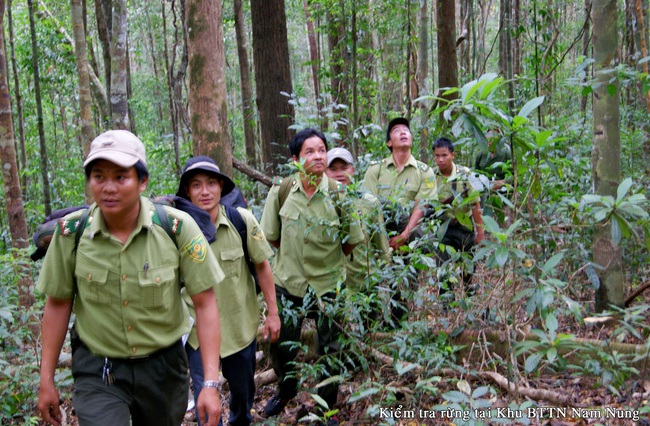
327 147 354 167
83 130 147 168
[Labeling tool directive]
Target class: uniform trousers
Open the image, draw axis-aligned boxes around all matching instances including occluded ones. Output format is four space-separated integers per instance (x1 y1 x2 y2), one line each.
271 286 342 409
71 339 188 426
186 339 257 426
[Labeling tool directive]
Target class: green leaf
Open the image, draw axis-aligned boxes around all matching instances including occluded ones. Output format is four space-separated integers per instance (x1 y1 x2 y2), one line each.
546 347 558 363
585 264 601 289
542 252 564 274
472 386 490 399
546 313 558 340
482 215 501 235
525 352 543 374
517 96 545 119
315 375 344 388
443 390 469 403
610 218 622 245
607 83 618 97
310 393 329 409
395 361 420 376
348 387 381 403
495 246 509 267
616 178 633 203
581 194 603 204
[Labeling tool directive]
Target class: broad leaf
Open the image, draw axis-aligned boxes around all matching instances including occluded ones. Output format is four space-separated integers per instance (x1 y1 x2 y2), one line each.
348 387 380 403
616 178 633 203
517 96 545 119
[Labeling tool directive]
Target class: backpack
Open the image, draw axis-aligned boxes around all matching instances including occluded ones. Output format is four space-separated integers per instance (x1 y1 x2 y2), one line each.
30 197 213 261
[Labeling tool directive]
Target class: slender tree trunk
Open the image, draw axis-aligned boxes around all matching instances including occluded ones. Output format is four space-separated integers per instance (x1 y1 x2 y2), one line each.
110 0 129 129
351 0 358 141
0 0 34 309
7 0 27 195
405 0 413 117
635 0 650 111
144 7 164 126
186 0 232 176
96 0 111 121
418 0 429 163
27 0 52 216
71 0 95 203
581 0 591 111
161 0 181 176
303 0 320 103
437 0 459 102
234 0 259 169
250 0 294 174
592 0 623 311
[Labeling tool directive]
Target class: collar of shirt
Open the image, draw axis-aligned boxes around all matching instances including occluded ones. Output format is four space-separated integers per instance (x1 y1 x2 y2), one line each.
385 153 418 170
290 173 331 196
88 196 153 240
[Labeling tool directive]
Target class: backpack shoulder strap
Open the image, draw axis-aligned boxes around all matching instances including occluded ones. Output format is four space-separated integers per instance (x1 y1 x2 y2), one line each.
224 205 260 291
276 176 295 211
73 208 90 252
152 202 178 249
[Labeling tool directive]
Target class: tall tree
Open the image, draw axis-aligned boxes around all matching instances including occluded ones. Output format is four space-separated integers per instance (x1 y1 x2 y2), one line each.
27 0 52 216
71 0 95 202
592 0 623 311
110 0 130 129
417 0 430 162
0 0 34 309
234 0 259 169
6 0 26 195
186 0 232 176
437 0 459 102
250 0 294 174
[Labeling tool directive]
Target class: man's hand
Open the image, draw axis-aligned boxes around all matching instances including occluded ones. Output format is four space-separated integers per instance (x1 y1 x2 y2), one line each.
38 381 62 426
196 387 222 426
263 312 281 343
389 232 408 251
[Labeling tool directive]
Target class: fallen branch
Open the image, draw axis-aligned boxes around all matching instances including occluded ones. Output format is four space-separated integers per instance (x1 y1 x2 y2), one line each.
625 281 650 307
479 371 573 406
233 157 273 187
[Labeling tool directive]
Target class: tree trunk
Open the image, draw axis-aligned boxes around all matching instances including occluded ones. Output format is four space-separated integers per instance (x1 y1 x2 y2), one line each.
437 0 459 102
417 0 429 163
250 0 294 174
303 0 321 103
592 0 624 311
635 0 650 112
27 0 52 216
0 0 35 309
71 0 95 203
96 0 111 120
186 0 232 176
234 0 259 169
161 0 181 176
110 0 129 129
580 0 591 111
6 0 27 195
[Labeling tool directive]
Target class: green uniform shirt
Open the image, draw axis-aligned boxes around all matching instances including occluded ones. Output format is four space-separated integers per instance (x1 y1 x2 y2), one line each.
433 162 476 229
345 191 390 294
36 197 225 359
261 173 364 298
362 154 436 230
183 205 273 356
474 144 512 181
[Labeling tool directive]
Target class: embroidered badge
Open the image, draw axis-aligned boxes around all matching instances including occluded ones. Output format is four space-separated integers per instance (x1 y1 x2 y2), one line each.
184 235 207 262
250 225 265 241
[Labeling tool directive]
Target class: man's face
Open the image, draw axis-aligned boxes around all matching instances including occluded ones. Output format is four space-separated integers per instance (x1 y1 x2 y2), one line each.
89 159 147 218
434 147 455 175
186 172 223 216
293 136 327 177
326 158 355 185
387 124 412 151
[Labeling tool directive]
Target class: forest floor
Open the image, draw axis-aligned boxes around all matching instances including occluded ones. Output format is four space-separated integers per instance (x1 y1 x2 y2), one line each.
31 266 650 426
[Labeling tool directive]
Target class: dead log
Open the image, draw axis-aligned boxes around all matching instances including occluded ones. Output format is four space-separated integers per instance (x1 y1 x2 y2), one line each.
625 281 650 307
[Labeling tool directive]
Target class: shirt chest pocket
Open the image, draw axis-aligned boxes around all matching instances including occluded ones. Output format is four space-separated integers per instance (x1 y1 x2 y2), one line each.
219 246 244 278
75 266 113 306
138 265 176 309
280 210 300 239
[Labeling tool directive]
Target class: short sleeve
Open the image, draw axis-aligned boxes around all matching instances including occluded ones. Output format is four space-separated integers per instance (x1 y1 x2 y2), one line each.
260 186 281 242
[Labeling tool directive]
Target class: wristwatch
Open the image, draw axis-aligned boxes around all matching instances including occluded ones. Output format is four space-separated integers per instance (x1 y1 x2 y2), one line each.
203 380 222 391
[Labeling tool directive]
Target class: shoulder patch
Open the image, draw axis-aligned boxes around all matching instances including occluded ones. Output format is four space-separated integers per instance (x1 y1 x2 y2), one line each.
152 208 183 236
57 214 91 237
418 162 430 172
249 224 266 241
272 176 284 186
183 235 207 262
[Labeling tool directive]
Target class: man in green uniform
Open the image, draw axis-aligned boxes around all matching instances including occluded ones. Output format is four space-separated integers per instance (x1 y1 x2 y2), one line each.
36 130 224 426
362 117 436 324
363 117 436 250
326 147 390 294
260 128 363 423
473 130 512 220
177 156 280 426
432 137 485 296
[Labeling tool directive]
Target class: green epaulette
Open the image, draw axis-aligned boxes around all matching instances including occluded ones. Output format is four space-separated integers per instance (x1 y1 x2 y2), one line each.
57 210 90 237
